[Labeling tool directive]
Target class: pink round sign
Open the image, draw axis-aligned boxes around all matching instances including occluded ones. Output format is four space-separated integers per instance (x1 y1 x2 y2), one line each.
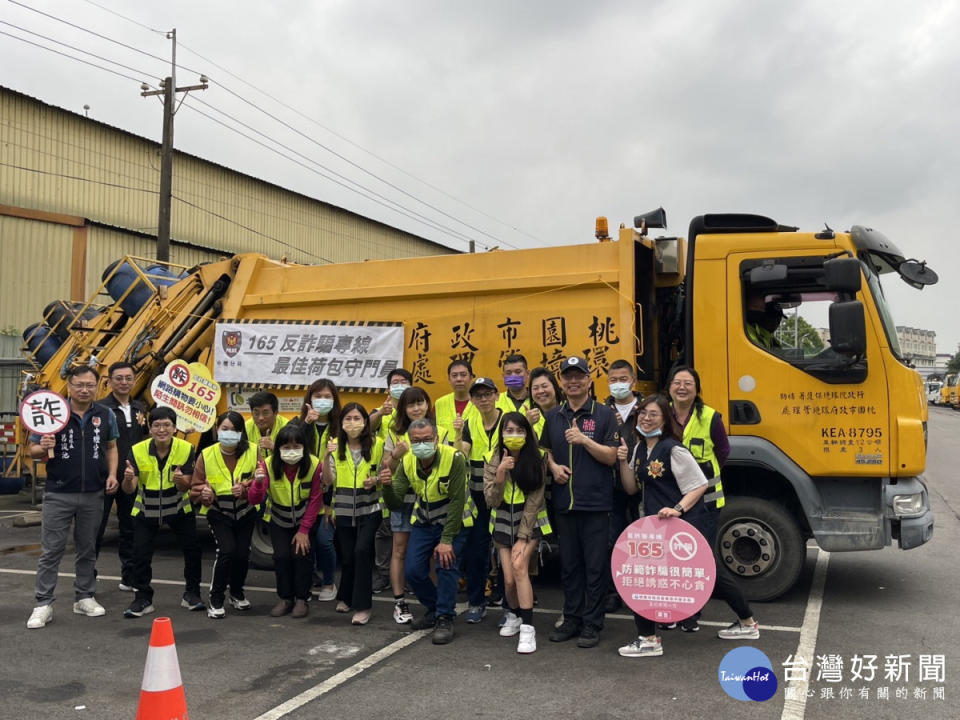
611 516 717 622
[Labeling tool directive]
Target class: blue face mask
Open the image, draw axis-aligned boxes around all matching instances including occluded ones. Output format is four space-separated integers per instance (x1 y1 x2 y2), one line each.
504 374 525 389
411 442 436 459
389 384 410 400
312 397 334 415
218 429 242 447
636 426 662 438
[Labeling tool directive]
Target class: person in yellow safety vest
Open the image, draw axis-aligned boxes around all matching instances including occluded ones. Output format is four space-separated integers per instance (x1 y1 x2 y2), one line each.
381 387 452 625
745 291 784 350
666 365 731 633
189 411 258 618
321 402 385 626
247 423 324 619
527 367 564 438
457 376 504 624
484 412 552 654
122 406 202 618
380 418 469 645
435 359 480 439
296 378 341 602
497 353 534 415
245 391 289 462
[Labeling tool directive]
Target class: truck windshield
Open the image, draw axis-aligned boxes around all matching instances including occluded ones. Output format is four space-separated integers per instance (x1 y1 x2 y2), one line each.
862 255 903 360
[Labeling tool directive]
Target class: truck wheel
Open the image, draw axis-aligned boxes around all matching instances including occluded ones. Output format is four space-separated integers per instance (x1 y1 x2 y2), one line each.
715 497 805 602
249 519 274 570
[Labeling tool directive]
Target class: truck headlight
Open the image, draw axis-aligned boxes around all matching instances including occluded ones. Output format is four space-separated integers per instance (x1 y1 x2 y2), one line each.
892 493 924 517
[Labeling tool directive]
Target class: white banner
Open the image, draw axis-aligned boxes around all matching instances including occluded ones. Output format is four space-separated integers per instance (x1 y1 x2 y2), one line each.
214 321 404 389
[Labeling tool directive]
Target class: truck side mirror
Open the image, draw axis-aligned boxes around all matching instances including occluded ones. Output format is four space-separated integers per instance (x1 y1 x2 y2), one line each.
823 257 862 293
829 301 866 355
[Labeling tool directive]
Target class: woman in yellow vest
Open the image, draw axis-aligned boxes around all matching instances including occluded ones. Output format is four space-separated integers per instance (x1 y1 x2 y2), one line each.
248 423 324 619
189 411 258 618
322 402 385 626
484 412 551 654
380 387 447 625
297 379 341 602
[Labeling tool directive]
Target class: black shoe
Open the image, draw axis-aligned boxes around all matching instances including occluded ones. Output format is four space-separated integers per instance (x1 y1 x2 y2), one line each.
679 618 700 633
604 594 622 613
411 610 436 630
124 598 155 618
181 591 205 611
577 626 600 648
549 620 582 643
371 575 389 594
658 622 677 630
432 616 455 645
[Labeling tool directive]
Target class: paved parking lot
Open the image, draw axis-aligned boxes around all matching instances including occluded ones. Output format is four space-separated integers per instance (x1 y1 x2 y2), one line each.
1 408 957 719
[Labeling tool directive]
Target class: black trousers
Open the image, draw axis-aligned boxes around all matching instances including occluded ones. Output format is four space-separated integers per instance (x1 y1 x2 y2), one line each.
207 512 256 603
269 523 313 601
335 514 380 611
96 489 136 584
556 510 610 631
131 512 202 603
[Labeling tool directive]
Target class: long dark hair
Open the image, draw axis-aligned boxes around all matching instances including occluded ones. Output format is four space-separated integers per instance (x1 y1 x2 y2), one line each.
215 411 250 457
337 402 374 462
391 386 434 435
636 394 682 442
270 423 312 480
528 366 564 410
496 412 543 494
666 365 704 420
298 378 342 431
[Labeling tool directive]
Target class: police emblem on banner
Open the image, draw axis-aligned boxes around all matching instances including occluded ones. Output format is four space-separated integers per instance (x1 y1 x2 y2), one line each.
222 330 242 358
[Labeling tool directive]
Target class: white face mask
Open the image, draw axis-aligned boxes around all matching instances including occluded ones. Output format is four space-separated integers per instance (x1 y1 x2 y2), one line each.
218 429 242 447
280 448 303 464
609 382 633 401
312 397 334 415
389 384 410 400
636 426 663 439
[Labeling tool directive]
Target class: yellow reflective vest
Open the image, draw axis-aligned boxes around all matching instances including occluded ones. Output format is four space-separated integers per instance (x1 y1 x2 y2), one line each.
199 443 258 519
434 393 479 439
401 444 471 528
131 437 193 520
331 438 386 522
264 454 320 528
680 404 725 511
245 415 289 461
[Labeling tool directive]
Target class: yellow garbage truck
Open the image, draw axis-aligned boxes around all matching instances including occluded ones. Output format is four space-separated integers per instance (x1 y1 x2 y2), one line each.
19 210 937 599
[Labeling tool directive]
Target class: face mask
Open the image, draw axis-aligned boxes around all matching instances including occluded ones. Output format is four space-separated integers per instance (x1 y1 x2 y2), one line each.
312 397 334 414
636 426 663 439
280 448 303 464
503 375 525 389
503 435 525 451
609 382 633 401
411 442 436 459
218 430 242 447
389 384 410 400
342 421 364 439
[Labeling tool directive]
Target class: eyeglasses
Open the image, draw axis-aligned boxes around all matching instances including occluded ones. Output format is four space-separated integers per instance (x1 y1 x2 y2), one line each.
670 381 695 388
637 410 662 418
473 391 497 400
151 422 175 430
69 382 98 390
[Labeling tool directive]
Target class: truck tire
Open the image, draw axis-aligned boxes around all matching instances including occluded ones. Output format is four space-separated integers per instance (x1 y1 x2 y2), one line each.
715 497 805 602
249 519 274 570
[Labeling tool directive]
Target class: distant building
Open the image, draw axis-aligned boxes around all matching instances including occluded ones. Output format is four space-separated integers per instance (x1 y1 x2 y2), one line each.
895 326 937 377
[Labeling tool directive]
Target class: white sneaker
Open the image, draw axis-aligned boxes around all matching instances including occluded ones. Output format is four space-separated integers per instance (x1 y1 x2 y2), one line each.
618 635 663 657
118 582 134 592
315 585 337 602
393 600 414 624
499 611 522 637
717 620 760 640
228 595 251 611
207 603 226 619
73 598 106 617
27 605 53 629
517 624 537 654
554 612 565 629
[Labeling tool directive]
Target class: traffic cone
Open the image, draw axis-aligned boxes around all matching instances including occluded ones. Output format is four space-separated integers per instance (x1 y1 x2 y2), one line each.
136 617 188 720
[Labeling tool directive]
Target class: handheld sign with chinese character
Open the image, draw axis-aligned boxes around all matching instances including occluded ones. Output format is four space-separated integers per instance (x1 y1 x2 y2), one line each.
20 390 71 459
611 516 717 623
150 359 222 433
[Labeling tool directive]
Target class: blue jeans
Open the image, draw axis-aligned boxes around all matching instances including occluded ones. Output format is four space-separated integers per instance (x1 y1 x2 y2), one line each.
462 492 491 607
405 524 469 618
312 515 337 586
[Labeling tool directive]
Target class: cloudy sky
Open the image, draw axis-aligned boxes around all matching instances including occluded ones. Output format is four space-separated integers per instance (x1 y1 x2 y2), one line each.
3 0 959 354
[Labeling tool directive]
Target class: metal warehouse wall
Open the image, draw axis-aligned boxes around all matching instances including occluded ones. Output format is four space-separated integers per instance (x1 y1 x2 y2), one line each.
0 86 455 267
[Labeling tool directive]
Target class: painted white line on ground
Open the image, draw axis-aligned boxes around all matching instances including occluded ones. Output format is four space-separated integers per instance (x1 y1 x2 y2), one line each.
780 548 830 720
252 629 428 720
0 567 804 633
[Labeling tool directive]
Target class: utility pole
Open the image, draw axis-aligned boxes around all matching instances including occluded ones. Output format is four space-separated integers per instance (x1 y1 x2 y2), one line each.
140 29 208 262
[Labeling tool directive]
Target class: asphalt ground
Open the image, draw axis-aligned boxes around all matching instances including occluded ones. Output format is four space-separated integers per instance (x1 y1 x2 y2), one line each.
1 407 958 719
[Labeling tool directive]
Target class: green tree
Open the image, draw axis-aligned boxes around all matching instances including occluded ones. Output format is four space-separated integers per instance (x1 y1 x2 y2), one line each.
774 313 824 352
948 351 960 374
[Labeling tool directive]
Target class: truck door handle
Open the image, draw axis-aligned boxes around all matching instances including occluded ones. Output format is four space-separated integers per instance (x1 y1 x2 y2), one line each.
730 401 761 425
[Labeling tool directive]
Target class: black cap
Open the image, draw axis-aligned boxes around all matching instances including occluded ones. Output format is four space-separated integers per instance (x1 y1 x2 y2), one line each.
560 356 590 374
470 377 498 394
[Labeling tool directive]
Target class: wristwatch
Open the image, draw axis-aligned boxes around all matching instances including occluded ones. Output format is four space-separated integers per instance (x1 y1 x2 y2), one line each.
673 503 685 515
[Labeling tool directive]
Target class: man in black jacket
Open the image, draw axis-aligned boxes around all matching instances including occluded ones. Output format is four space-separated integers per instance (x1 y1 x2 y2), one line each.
96 362 148 591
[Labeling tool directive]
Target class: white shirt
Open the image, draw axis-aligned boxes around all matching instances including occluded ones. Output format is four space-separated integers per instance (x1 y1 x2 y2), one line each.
614 398 637 423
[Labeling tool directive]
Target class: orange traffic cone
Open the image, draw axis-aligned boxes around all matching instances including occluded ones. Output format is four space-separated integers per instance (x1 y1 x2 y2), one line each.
135 617 188 720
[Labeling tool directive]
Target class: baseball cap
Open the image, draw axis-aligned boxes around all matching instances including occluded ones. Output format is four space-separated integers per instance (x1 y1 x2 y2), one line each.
560 356 590 374
470 377 498 394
